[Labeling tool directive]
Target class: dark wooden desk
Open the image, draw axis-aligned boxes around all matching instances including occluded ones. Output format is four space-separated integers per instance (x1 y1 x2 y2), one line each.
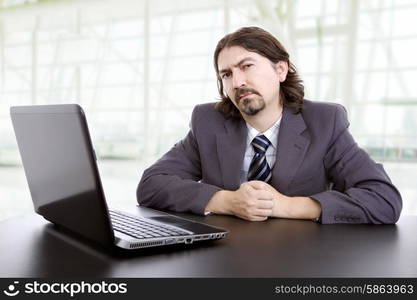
1 208 416 277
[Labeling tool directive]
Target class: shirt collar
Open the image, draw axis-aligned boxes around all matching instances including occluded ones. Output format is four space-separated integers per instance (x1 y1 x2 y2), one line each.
246 116 282 149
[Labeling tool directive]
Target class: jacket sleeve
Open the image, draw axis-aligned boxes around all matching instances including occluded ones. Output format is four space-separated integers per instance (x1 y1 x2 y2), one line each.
136 105 222 214
310 105 402 224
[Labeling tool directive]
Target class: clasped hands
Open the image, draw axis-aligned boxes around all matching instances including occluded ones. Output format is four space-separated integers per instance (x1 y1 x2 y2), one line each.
206 181 321 221
228 181 286 221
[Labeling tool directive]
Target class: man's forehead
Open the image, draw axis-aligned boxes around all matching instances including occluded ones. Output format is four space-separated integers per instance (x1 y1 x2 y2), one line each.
218 46 260 70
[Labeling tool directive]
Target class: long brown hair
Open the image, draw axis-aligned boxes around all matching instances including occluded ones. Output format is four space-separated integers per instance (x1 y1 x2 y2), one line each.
214 26 304 118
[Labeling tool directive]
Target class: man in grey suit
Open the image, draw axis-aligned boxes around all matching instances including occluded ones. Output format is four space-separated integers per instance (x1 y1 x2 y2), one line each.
137 27 402 224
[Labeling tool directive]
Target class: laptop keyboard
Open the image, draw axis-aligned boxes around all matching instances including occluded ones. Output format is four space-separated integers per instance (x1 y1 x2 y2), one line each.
109 210 190 239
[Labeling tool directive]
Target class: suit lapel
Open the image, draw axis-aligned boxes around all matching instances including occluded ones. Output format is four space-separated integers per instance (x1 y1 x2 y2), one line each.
270 107 310 193
216 117 247 190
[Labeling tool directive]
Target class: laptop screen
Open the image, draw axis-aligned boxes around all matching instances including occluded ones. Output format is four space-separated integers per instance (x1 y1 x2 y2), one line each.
11 104 114 247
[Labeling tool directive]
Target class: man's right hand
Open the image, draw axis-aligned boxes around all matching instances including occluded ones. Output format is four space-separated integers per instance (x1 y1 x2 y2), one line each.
205 182 275 221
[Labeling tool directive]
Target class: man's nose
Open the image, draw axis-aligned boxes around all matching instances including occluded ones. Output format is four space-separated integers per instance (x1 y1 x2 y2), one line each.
232 70 246 89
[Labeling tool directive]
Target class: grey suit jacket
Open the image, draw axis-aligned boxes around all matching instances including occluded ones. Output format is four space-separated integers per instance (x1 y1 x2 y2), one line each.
137 100 402 224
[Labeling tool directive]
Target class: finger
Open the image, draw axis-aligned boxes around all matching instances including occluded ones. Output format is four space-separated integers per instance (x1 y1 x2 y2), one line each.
253 208 273 217
245 215 268 222
247 180 269 190
252 189 274 200
255 199 274 209
239 182 255 194
238 210 268 221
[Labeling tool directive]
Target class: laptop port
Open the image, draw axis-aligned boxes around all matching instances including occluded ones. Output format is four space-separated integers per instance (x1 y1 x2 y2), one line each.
177 238 184 242
165 238 174 244
185 238 193 244
216 233 221 238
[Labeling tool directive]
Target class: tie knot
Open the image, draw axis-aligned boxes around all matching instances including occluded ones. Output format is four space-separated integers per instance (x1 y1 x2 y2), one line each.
251 134 271 154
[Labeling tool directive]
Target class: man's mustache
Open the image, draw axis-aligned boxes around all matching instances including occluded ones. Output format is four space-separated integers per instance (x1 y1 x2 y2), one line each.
234 88 261 103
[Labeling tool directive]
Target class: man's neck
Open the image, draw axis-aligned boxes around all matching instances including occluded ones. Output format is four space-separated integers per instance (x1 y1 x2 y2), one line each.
243 103 283 133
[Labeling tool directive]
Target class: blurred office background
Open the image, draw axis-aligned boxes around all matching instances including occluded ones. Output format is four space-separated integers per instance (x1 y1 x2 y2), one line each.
0 0 416 221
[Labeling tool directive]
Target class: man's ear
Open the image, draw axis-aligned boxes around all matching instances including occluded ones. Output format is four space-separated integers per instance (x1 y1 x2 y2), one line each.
275 61 288 82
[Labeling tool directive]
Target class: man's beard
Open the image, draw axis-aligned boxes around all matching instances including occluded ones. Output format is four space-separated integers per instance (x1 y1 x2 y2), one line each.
234 87 265 116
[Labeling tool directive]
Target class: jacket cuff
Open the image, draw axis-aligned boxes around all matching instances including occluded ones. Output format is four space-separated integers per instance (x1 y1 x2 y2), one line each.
310 190 367 224
192 184 222 215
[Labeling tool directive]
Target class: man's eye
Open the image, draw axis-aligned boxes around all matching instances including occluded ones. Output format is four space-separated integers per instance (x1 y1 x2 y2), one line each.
222 72 231 79
243 64 253 69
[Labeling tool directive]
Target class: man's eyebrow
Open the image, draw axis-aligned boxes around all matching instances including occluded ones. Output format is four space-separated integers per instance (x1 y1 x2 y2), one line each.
219 57 256 74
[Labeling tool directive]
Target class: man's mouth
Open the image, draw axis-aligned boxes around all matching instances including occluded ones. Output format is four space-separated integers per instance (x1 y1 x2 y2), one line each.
235 88 260 103
238 92 254 101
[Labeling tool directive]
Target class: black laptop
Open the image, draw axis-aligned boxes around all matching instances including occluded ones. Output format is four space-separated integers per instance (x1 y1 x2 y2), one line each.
10 104 227 250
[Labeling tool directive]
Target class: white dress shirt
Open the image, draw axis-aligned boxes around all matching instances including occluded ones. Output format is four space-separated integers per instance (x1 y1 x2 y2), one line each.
240 116 282 183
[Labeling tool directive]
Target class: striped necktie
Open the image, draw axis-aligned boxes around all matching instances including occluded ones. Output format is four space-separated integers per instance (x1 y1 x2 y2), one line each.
247 134 272 183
